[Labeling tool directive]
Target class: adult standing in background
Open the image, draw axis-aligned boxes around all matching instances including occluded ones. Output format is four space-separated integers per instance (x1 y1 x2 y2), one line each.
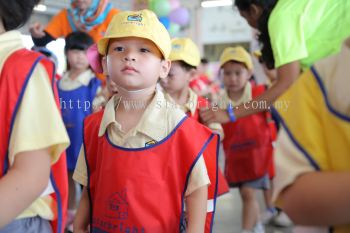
200 0 350 124
30 0 119 46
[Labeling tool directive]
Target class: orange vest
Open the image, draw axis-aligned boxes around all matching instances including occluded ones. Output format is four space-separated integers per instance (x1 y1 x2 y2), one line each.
0 49 68 233
84 112 220 233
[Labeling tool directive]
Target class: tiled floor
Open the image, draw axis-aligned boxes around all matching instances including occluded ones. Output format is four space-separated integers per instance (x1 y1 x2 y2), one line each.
213 189 293 233
213 145 293 233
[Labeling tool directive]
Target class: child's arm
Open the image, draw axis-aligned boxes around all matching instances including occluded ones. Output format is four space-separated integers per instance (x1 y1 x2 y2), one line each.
0 148 51 227
279 172 350 226
74 187 91 233
185 185 208 233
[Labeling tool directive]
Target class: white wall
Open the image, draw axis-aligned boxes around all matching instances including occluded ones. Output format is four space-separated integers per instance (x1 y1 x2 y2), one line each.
199 6 252 44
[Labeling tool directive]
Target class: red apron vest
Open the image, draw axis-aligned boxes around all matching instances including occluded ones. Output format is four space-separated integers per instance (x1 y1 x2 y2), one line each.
222 85 276 184
0 49 68 233
84 112 219 233
186 96 229 196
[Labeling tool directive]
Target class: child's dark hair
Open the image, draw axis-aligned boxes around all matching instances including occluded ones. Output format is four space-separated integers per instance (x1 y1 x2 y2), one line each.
65 32 94 52
178 60 197 72
201 58 209 65
235 0 277 69
0 0 40 31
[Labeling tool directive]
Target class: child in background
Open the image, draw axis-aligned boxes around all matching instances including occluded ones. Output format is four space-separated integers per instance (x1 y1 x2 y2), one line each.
0 1 69 232
272 38 350 233
219 46 276 233
57 31 101 230
160 37 224 139
73 9 220 233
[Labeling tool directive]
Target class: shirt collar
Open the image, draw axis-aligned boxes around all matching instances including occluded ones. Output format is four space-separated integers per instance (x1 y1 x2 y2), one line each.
223 81 252 107
62 69 95 86
163 89 198 115
98 91 167 142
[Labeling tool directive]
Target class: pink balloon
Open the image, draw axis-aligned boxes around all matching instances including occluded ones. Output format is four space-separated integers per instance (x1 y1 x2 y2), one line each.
169 0 180 10
169 7 190 26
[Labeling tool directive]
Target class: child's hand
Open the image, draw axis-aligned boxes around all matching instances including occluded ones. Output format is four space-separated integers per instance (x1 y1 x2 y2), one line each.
200 107 230 124
29 22 45 38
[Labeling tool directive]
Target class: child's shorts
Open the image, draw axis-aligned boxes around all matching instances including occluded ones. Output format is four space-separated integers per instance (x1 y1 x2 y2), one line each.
0 216 52 233
230 174 270 190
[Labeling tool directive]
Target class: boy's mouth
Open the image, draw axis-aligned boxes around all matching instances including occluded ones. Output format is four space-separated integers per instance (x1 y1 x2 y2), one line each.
121 66 138 73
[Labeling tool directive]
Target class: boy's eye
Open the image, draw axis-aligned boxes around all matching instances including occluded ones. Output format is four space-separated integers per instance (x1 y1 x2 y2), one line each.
113 46 124 52
140 48 150 53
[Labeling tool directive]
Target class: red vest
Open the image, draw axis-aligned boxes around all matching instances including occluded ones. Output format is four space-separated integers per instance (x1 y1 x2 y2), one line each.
0 49 68 233
84 112 219 233
187 96 229 195
222 85 276 184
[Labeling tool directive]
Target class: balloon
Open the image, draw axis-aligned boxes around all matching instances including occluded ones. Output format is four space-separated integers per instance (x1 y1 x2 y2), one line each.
159 16 170 29
168 23 181 36
150 0 171 17
169 0 180 10
169 7 190 26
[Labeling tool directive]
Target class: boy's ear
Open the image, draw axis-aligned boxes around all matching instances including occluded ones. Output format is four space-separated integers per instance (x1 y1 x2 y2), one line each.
248 69 253 78
159 60 171 79
188 68 198 81
102 56 108 75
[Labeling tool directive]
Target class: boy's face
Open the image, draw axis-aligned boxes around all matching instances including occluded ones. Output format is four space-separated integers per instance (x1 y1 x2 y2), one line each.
222 61 252 93
66 49 90 71
159 61 193 94
102 37 171 92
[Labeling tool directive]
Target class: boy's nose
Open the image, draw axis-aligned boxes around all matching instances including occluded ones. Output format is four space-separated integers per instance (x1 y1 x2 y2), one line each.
123 51 136 62
124 56 136 61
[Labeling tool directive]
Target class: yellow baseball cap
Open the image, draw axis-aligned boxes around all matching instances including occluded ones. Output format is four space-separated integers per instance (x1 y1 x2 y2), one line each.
97 9 171 59
169 38 200 67
219 46 253 70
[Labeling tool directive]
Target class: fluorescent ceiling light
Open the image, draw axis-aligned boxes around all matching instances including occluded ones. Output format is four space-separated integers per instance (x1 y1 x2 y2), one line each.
201 0 233 8
34 4 47 12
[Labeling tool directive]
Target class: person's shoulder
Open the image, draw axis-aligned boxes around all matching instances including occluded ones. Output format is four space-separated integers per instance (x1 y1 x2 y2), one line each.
51 8 68 19
109 8 120 14
84 109 104 126
163 98 187 129
106 8 120 20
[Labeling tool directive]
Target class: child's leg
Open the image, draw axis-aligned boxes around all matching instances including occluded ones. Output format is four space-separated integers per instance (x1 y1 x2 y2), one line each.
67 171 77 230
68 171 76 210
239 186 260 231
263 181 274 209
261 181 278 224
0 216 52 233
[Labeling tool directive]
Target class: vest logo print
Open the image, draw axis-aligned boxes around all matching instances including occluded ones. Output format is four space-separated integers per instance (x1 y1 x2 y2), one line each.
145 140 157 147
106 189 128 220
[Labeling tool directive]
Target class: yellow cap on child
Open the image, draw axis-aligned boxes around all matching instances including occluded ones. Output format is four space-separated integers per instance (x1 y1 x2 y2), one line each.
219 46 253 70
169 38 201 67
97 9 171 59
